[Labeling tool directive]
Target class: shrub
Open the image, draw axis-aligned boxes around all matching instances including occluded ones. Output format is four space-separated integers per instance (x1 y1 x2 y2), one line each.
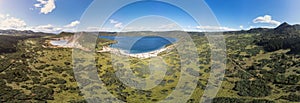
280 94 300 102
212 97 244 103
32 86 54 100
234 79 272 97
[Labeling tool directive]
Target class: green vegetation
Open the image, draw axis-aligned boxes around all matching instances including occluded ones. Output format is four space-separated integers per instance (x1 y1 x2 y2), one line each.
255 23 300 54
234 79 271 97
0 35 42 54
1 23 300 102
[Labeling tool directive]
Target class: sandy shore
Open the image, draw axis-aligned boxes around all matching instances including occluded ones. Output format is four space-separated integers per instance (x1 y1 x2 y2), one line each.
43 36 90 51
98 44 175 59
44 36 175 59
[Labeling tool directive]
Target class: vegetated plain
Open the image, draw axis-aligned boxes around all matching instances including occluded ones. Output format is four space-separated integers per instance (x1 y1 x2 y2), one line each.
0 23 300 103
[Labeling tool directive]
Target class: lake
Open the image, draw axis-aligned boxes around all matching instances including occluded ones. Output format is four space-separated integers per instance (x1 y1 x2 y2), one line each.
100 36 177 54
50 40 68 46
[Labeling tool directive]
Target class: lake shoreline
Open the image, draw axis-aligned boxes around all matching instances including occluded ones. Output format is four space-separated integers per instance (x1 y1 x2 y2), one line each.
98 44 175 59
98 36 177 58
45 35 176 58
43 36 90 51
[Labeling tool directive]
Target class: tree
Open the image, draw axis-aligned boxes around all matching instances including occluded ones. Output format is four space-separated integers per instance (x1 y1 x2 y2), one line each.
32 86 54 100
234 79 272 97
280 94 300 102
212 97 244 103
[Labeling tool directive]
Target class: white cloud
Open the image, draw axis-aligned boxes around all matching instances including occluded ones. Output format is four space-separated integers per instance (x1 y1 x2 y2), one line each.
0 14 27 30
64 20 80 28
0 14 5 19
109 19 118 24
109 19 123 28
251 25 276 29
119 23 180 32
125 23 180 31
158 23 179 30
240 25 244 29
37 0 47 4
35 24 55 30
114 23 123 28
34 4 42 8
0 18 27 29
29 20 83 33
61 21 81 32
250 26 254 29
0 14 82 33
32 24 62 33
62 28 77 32
29 8 34 11
260 26 276 28
86 27 100 31
253 15 281 25
85 27 115 32
34 0 56 14
85 24 236 32
33 21 82 33
243 25 278 30
195 26 237 32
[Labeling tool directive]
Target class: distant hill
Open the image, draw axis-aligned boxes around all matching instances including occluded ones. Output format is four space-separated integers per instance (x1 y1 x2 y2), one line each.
272 22 300 35
0 29 54 35
255 22 300 54
250 22 300 36
224 22 300 36
1 23 300 54
0 35 44 54
2 22 299 36
2 22 300 38
0 29 53 54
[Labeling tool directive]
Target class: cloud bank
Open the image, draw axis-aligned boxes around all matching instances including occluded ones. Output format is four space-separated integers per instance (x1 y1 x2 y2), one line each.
253 15 281 26
34 0 56 14
64 21 80 28
0 14 27 29
195 26 237 32
109 19 123 28
0 14 81 33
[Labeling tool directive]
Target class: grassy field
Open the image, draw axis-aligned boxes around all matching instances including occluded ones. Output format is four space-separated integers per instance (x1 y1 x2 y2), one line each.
0 33 299 103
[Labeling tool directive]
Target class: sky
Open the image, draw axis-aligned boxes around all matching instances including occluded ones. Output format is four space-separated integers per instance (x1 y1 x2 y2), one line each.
0 0 299 33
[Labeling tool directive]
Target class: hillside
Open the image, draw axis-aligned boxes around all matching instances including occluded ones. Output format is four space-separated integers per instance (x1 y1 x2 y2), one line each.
0 25 300 102
255 22 300 54
0 30 53 35
0 35 45 54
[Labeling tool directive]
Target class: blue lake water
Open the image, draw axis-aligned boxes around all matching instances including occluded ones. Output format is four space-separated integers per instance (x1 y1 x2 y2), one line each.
50 40 68 46
100 36 177 54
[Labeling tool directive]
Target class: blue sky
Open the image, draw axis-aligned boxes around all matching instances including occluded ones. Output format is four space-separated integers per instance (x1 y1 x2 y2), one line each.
0 0 299 33
206 0 300 29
